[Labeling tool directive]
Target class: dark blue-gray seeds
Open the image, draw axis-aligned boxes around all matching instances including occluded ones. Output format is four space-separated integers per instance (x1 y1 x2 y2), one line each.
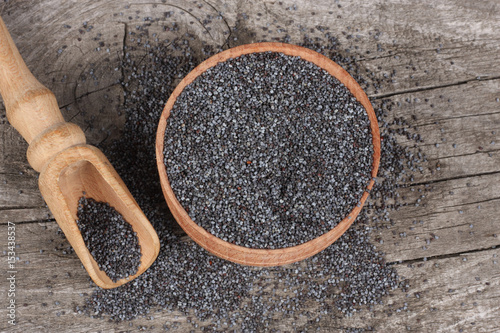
79 32 408 330
76 197 142 282
164 52 373 249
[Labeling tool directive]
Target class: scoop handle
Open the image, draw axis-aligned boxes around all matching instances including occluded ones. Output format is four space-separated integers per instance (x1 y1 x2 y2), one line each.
0 16 85 172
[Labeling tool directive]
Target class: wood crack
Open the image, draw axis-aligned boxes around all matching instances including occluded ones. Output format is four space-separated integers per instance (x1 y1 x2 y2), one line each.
407 170 500 187
59 82 121 110
388 245 500 265
0 205 47 211
200 0 232 47
371 76 500 99
411 111 500 128
426 148 500 161
0 218 55 225
441 196 500 210
356 51 402 62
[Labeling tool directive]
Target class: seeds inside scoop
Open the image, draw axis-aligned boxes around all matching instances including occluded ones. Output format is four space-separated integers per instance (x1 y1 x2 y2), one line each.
76 197 142 282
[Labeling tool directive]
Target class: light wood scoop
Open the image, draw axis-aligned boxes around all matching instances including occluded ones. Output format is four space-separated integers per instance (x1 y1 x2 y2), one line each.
156 42 381 266
0 17 159 288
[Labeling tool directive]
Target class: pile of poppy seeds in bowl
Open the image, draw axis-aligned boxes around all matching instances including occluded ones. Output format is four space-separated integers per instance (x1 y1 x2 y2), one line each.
163 51 373 249
63 17 427 332
76 196 142 282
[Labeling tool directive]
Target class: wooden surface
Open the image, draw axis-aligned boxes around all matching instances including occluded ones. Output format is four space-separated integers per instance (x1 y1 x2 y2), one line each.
0 0 499 332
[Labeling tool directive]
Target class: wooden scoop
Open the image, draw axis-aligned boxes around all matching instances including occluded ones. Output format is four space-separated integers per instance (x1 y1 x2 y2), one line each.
0 17 159 288
156 42 381 266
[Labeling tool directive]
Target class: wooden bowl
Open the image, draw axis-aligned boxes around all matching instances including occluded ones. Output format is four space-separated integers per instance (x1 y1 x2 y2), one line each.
156 42 380 266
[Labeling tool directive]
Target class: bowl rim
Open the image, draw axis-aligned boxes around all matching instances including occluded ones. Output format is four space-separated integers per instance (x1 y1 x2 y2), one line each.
155 42 380 266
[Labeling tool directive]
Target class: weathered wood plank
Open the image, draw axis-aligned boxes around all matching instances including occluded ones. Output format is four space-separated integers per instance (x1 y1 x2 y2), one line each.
0 0 231 210
1 0 499 107
0 78 498 215
207 0 500 95
329 247 500 333
0 0 499 331
3 80 499 261
0 172 44 209
375 172 500 262
0 222 498 332
389 78 500 184
0 207 51 224
0 222 220 332
0 121 30 174
0 0 228 106
0 0 499 210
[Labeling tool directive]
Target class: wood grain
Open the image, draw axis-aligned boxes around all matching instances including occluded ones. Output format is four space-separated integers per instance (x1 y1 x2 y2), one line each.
0 207 51 225
0 0 499 331
1 221 498 332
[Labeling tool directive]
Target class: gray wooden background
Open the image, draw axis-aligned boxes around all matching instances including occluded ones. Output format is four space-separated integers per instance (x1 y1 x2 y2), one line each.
0 0 499 332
